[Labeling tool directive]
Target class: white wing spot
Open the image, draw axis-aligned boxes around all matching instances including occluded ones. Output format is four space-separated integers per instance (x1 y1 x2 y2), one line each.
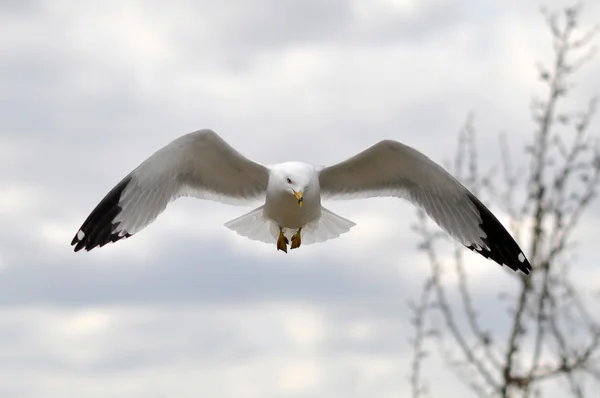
518 253 525 263
77 230 85 240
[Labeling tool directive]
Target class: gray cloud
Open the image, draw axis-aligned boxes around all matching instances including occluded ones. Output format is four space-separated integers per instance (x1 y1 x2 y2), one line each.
0 237 413 306
0 304 418 398
173 0 466 67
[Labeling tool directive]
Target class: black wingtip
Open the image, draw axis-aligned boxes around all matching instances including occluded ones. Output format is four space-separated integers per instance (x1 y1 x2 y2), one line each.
466 194 532 275
71 176 133 252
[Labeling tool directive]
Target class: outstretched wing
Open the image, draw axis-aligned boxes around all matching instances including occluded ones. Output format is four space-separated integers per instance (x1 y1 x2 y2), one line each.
319 140 531 274
71 129 269 252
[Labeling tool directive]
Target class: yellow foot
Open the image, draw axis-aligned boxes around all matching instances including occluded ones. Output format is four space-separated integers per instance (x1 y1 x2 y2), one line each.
290 228 302 250
277 229 289 253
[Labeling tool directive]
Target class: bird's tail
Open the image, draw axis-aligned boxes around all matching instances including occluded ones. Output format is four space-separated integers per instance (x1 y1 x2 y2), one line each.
224 206 356 246
224 205 278 244
300 207 356 245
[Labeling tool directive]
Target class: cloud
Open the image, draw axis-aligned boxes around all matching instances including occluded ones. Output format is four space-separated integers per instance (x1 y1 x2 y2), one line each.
0 203 423 307
0 304 416 398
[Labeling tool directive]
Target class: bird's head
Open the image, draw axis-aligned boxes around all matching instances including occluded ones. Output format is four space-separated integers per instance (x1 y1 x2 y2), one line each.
273 163 312 207
285 175 305 207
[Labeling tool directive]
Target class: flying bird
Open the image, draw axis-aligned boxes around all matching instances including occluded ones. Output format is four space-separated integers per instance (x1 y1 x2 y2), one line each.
71 129 531 274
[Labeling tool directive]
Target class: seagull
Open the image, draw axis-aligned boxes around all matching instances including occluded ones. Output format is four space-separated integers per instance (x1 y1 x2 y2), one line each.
71 129 531 274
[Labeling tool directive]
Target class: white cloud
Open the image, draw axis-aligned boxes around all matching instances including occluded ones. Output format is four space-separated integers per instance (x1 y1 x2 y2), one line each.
0 187 41 216
0 304 418 398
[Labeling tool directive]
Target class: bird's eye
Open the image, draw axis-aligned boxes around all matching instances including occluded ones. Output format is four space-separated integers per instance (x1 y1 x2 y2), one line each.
286 178 292 184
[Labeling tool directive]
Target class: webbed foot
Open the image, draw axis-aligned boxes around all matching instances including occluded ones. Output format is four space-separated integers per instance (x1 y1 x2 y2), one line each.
290 228 302 250
277 228 289 253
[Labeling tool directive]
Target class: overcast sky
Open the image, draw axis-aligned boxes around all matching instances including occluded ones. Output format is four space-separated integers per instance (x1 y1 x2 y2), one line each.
1 1 599 397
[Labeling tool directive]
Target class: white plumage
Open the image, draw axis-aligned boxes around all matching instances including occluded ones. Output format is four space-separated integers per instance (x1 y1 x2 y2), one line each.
71 129 531 274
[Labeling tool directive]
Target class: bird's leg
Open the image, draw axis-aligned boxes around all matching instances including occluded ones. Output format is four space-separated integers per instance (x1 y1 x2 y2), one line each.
277 227 289 253
290 227 302 250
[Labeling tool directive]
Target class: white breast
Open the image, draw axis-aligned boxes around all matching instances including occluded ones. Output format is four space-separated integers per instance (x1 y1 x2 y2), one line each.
264 192 320 229
263 163 322 229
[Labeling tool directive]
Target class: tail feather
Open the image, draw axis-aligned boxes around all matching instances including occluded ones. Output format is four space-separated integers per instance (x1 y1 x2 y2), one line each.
224 206 356 246
301 207 356 244
224 205 278 244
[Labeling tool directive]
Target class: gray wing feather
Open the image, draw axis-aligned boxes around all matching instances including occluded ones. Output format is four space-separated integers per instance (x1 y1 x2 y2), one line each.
319 140 479 245
319 140 531 274
72 129 269 251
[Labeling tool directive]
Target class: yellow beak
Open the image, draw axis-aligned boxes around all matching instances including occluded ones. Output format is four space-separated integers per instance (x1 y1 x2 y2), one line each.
293 190 304 207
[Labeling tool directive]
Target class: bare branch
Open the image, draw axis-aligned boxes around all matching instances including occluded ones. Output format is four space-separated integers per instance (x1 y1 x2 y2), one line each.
409 277 435 398
454 247 503 371
415 212 501 395
409 4 600 398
